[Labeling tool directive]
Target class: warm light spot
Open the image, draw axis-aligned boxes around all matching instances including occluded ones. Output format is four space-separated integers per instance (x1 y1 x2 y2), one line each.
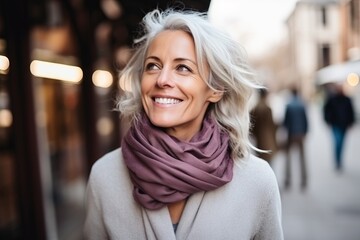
96 117 114 136
92 70 113 88
0 109 13 127
0 55 10 72
30 60 83 83
101 0 122 19
347 73 359 87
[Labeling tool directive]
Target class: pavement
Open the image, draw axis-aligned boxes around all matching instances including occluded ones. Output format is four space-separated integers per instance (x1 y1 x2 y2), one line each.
270 102 360 240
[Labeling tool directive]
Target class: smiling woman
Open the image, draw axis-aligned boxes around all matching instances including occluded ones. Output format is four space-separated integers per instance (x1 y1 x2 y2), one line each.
141 30 222 140
84 8 283 240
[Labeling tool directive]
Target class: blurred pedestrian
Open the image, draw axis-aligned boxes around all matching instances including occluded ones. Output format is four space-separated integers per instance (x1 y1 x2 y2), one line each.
251 89 278 163
324 84 355 171
83 8 283 239
283 88 308 190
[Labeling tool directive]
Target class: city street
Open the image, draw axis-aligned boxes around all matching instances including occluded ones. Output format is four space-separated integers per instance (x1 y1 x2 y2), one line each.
271 102 360 240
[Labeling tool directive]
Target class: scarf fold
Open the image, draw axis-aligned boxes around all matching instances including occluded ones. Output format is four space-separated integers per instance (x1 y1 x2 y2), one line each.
122 113 233 210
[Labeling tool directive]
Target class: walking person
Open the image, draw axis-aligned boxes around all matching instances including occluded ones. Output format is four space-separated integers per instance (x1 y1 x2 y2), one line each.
251 89 278 163
324 84 355 171
283 88 309 190
83 8 283 239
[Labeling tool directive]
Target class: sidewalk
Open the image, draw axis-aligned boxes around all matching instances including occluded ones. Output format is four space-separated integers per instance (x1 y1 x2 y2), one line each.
271 102 360 240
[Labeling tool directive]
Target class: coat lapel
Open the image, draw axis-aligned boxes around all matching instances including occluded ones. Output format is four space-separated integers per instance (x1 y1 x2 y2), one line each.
142 191 205 240
142 206 176 240
175 191 205 239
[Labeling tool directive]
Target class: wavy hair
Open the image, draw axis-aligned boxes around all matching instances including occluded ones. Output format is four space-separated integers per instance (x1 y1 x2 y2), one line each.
117 9 262 161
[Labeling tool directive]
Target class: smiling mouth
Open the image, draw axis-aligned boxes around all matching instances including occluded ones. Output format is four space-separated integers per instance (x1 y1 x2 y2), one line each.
154 97 182 104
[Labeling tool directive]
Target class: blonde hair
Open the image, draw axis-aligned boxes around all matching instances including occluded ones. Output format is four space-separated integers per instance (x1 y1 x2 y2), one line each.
117 9 262 160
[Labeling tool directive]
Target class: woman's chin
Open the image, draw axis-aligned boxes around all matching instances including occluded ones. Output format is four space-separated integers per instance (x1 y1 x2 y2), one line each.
148 117 177 128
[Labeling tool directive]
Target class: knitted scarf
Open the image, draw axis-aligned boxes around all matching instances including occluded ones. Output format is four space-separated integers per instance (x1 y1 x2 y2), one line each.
121 113 233 210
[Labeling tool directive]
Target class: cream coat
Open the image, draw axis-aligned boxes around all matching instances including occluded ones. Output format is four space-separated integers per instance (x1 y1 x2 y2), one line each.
84 148 283 240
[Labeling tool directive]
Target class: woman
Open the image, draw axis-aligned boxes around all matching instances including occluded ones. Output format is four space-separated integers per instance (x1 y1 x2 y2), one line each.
84 9 283 240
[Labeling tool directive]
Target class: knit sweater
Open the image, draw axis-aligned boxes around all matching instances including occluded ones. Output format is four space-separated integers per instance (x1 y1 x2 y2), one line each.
83 148 283 240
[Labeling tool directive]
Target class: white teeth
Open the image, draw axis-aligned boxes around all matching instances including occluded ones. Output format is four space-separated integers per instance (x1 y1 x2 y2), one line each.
154 97 181 104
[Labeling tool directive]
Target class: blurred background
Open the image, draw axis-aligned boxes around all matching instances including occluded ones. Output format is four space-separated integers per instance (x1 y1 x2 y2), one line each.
0 0 359 239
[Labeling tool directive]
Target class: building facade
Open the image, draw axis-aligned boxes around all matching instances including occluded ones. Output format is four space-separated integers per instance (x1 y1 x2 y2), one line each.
287 0 360 117
286 0 343 99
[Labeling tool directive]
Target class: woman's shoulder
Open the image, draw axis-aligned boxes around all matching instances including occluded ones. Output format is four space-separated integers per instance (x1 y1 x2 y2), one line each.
234 154 274 174
85 148 142 228
93 148 121 166
232 154 279 192
88 148 129 186
91 148 122 171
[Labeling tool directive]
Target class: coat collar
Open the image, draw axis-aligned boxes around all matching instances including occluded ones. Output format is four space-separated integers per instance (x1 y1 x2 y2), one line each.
142 191 205 240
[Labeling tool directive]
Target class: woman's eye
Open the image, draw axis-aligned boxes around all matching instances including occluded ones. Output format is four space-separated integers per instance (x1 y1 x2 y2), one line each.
145 63 159 71
177 64 192 73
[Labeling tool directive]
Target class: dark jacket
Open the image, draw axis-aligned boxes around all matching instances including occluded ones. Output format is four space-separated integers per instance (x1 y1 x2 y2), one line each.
324 93 355 129
283 96 308 137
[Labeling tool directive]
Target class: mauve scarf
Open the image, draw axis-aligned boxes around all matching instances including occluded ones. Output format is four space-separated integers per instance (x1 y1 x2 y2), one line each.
121 113 234 210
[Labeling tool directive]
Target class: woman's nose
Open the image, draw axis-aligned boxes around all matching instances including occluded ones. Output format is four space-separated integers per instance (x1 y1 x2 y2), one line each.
156 68 174 88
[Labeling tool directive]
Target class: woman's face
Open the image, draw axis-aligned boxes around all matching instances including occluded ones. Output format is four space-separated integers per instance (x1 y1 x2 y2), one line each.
141 30 222 141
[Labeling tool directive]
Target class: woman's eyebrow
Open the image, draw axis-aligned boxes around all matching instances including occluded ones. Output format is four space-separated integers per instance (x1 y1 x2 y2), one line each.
174 58 197 65
144 56 197 65
145 56 160 61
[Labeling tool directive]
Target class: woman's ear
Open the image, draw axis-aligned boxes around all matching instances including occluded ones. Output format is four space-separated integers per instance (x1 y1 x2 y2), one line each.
208 91 224 103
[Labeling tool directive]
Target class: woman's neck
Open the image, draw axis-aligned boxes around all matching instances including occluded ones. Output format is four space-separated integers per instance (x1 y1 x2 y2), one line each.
168 199 187 224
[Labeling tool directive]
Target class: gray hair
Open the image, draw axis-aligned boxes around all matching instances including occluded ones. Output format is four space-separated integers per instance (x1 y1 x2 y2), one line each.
117 9 262 160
